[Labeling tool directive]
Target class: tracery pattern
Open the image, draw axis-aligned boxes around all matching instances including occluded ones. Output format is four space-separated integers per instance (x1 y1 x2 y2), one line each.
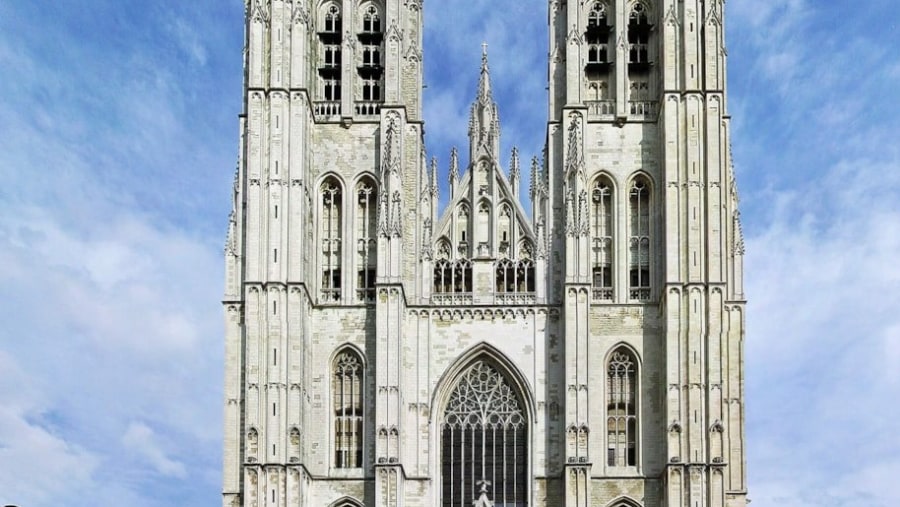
628 176 651 300
334 350 363 468
591 176 614 301
321 179 343 302
607 349 637 467
442 361 527 507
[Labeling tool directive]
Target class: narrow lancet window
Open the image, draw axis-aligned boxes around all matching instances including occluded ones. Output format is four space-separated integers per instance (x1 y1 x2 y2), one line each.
318 3 343 103
586 2 611 64
498 205 512 257
333 350 364 468
321 178 343 302
357 3 384 105
629 176 651 301
626 2 654 117
628 3 651 65
591 176 614 301
585 1 613 111
356 178 377 303
607 348 637 467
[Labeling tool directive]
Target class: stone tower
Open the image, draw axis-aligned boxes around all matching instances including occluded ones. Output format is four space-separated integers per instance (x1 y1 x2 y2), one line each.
223 0 747 506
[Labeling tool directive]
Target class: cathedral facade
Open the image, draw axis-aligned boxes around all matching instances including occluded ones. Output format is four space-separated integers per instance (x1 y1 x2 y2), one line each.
222 1 748 506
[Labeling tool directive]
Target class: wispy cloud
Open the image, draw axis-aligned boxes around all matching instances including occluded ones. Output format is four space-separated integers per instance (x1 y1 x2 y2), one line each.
122 422 188 479
730 0 900 505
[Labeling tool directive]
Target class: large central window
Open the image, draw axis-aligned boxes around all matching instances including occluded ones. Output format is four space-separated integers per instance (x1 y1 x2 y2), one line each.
441 361 527 507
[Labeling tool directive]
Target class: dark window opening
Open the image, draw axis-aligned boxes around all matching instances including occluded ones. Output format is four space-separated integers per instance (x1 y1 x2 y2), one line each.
628 3 652 66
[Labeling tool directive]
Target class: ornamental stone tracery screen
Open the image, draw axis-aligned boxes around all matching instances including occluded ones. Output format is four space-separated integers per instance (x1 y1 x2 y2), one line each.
441 360 527 507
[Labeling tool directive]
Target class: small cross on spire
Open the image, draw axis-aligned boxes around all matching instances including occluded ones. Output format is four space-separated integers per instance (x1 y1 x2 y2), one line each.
482 41 488 57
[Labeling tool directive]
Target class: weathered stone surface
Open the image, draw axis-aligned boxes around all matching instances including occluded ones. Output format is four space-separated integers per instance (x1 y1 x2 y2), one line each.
223 1 747 506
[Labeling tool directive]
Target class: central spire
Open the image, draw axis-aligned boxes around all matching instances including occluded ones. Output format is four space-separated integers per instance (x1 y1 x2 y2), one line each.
469 43 501 163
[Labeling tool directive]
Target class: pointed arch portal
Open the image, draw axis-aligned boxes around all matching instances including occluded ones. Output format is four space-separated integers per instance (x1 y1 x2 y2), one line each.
441 360 528 507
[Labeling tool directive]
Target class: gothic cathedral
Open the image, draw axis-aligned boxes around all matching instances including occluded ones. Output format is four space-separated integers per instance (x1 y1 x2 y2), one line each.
222 0 747 506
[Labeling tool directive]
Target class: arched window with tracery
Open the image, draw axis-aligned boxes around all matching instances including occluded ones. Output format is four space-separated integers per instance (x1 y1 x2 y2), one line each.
628 176 651 301
591 176 614 301
318 3 343 102
587 2 611 64
585 1 613 109
321 178 343 302
628 2 651 65
433 259 473 294
441 360 527 507
495 259 535 294
357 3 384 104
627 2 653 116
333 349 364 469
607 348 637 468
356 178 377 303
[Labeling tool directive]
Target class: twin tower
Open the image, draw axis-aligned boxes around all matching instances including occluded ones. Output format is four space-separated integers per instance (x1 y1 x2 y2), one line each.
222 1 748 507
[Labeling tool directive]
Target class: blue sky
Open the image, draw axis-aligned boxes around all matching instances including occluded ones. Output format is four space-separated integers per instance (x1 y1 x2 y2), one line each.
1 1 899 506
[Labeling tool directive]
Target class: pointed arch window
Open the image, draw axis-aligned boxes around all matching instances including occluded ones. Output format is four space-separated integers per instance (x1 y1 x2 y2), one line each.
498 205 512 257
607 348 637 468
586 2 611 64
323 3 342 33
356 178 377 303
333 350 364 469
457 204 470 257
361 4 381 33
495 259 535 294
591 176 614 301
626 2 654 117
441 360 527 507
357 3 384 105
434 259 472 294
628 3 651 65
321 178 343 302
476 200 490 256
318 3 343 102
628 176 651 301
585 0 612 111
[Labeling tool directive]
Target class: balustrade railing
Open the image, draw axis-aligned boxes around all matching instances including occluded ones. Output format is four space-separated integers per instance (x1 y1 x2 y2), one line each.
628 100 656 120
430 293 473 306
313 101 341 121
320 288 341 302
354 101 381 118
586 99 615 120
629 287 651 301
356 288 375 304
592 287 613 302
494 293 537 306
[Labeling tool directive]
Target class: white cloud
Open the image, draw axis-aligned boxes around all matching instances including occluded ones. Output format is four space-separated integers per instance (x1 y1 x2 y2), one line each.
744 145 900 507
0 351 100 506
0 1 899 506
122 422 188 479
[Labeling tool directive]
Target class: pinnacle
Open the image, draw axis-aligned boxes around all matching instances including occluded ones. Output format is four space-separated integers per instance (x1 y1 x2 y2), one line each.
477 41 493 104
